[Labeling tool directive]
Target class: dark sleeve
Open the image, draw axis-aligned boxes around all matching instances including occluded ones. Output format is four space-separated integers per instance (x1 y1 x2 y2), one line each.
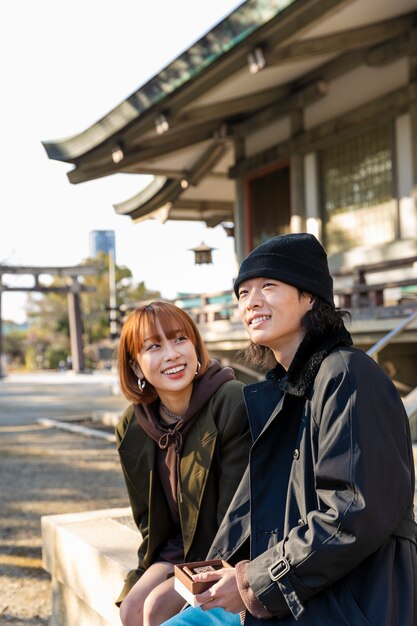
235 560 272 618
246 351 415 619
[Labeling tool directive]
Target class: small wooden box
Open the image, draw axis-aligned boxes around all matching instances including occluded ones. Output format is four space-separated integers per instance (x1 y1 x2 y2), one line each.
174 559 230 607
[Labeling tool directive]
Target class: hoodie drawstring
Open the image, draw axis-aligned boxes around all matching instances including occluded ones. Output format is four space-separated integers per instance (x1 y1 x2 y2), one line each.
158 430 184 503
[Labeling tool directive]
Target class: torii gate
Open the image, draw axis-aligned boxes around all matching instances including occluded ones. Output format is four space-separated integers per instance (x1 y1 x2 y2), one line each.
0 264 99 377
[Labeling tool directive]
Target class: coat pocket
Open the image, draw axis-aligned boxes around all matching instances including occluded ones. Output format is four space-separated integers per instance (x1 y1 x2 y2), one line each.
293 580 372 626
307 580 371 626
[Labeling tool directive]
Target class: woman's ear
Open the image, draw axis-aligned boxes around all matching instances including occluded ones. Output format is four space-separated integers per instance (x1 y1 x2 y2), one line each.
129 359 143 379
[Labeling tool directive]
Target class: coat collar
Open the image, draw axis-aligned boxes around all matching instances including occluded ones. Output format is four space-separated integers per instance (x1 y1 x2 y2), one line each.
266 325 352 398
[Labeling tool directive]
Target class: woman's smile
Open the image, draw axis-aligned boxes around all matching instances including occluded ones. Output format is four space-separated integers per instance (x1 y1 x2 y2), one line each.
162 364 186 378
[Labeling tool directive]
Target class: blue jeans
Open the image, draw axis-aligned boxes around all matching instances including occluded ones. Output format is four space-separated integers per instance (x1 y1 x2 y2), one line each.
161 606 241 626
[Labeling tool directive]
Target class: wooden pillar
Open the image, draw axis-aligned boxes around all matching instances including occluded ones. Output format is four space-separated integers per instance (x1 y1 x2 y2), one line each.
304 153 323 240
233 137 247 263
409 102 417 221
289 109 305 233
395 114 416 239
408 52 417 223
67 279 85 373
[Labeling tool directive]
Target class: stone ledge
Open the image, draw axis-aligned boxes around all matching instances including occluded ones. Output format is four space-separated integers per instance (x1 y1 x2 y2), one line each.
42 507 139 626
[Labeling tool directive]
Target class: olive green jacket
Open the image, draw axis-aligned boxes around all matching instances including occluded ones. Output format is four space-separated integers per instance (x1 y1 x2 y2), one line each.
115 379 250 604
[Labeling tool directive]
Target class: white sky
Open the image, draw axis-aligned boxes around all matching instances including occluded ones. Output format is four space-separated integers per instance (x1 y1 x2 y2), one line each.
0 0 244 322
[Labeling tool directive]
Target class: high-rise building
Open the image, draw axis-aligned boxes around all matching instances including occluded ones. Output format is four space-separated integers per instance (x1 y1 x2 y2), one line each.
89 230 116 261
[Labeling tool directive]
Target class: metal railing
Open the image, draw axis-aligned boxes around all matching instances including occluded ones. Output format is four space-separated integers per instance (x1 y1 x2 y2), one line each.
366 309 417 363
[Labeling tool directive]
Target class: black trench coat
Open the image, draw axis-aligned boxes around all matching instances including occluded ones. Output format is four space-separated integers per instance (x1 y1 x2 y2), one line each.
208 329 417 625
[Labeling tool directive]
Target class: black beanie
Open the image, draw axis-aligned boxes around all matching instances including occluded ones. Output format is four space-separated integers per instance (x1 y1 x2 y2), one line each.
234 233 334 305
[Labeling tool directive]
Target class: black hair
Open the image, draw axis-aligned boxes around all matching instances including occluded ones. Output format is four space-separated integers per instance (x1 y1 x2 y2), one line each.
301 296 350 335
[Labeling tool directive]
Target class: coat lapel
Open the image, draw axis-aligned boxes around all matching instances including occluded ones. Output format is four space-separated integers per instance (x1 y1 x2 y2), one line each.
179 410 218 555
119 418 172 562
118 419 156 505
243 378 284 441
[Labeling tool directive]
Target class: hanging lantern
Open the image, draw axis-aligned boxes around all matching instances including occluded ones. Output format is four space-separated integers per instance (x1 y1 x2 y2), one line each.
190 241 215 265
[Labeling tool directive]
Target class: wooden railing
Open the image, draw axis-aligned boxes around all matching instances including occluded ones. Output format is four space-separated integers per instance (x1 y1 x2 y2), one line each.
173 291 240 326
332 255 417 309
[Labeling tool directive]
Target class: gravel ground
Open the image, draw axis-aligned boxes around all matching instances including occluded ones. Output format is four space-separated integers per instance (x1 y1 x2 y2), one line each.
1 374 415 626
0 374 129 626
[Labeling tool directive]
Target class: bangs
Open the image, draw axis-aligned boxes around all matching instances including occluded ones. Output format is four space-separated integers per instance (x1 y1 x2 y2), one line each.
136 303 196 351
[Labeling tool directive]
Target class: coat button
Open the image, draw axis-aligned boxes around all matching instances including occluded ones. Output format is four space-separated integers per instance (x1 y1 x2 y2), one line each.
293 449 300 460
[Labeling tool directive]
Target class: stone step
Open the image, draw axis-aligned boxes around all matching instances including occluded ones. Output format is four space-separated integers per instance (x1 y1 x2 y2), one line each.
42 507 139 626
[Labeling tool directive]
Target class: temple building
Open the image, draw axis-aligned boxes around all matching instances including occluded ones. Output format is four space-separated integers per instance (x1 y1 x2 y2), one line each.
42 0 417 395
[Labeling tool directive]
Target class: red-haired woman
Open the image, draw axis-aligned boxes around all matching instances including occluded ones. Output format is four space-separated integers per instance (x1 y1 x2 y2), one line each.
115 302 251 626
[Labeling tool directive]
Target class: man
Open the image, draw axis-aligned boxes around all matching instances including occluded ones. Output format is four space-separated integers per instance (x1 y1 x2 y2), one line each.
163 233 417 625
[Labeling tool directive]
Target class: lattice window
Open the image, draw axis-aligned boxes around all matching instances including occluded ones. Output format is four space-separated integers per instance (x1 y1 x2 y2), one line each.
320 126 395 253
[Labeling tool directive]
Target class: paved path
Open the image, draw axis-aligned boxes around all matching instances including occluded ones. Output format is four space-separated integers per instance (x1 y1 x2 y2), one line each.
0 372 129 626
0 371 127 427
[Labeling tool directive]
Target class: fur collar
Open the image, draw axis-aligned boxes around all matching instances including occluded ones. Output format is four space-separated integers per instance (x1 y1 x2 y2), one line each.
266 326 352 397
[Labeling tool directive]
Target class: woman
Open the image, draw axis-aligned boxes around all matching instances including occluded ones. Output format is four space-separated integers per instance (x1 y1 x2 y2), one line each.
161 233 416 626
115 301 251 626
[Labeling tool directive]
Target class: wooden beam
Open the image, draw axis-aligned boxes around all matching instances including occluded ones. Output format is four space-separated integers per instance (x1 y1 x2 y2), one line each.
171 199 233 212
68 122 223 184
234 79 328 137
176 85 290 125
206 22 412 143
295 26 413 92
0 286 94 293
117 165 227 178
230 84 417 178
169 202 233 227
266 13 416 65
186 143 229 186
119 166 184 178
0 264 98 276
293 84 415 152
366 27 417 67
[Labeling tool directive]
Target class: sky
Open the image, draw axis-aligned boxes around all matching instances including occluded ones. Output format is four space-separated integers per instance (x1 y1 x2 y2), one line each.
0 0 244 323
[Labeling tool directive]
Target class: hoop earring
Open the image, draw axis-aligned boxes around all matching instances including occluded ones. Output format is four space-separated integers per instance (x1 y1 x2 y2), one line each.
138 377 146 391
195 361 201 376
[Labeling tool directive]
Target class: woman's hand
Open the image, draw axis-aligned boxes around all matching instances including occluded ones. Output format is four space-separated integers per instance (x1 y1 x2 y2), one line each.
194 567 246 614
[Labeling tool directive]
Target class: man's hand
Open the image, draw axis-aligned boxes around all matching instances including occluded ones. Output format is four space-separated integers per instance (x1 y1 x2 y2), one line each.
194 567 246 613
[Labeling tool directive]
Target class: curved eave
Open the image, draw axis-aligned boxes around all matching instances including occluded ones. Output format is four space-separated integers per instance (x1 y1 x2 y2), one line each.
41 0 298 162
113 176 168 215
114 177 182 221
113 141 232 223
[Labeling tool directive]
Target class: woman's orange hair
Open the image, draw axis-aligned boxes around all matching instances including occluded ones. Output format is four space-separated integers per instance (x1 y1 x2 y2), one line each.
117 301 210 404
